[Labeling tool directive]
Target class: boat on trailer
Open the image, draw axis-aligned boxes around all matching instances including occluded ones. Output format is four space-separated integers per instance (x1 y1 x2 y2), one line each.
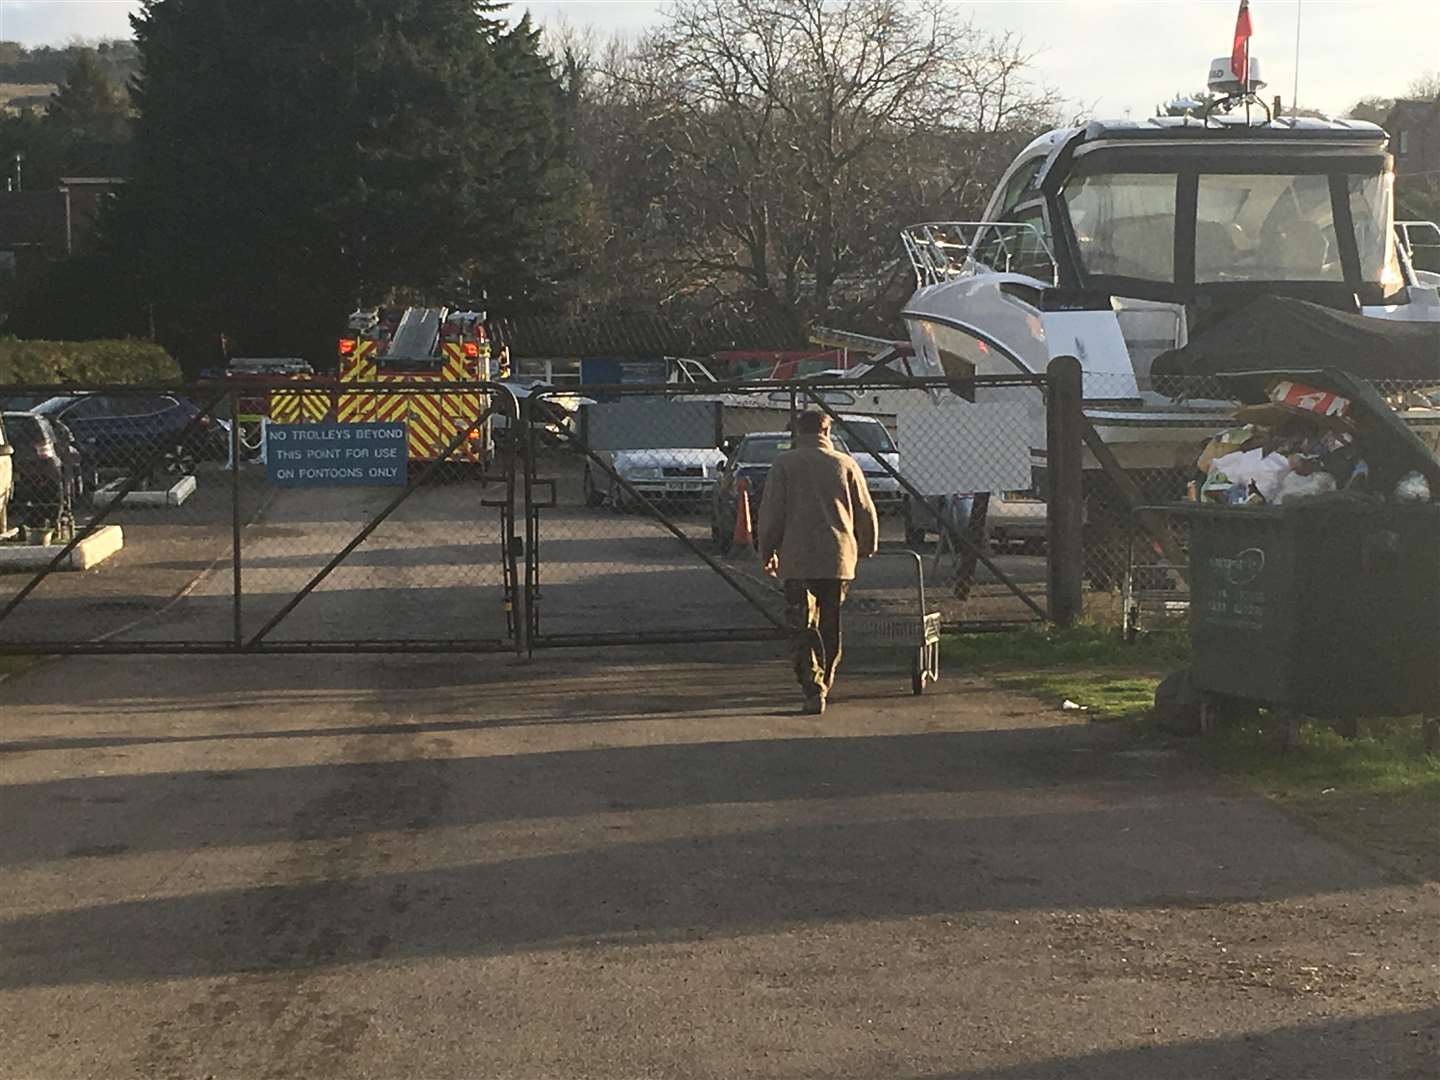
899 77 1440 475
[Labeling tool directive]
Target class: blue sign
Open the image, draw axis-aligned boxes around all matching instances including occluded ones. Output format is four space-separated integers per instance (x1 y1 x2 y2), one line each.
266 422 408 488
580 356 670 386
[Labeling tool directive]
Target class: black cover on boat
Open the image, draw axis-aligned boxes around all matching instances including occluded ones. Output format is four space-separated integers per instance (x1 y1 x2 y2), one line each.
1151 296 1440 381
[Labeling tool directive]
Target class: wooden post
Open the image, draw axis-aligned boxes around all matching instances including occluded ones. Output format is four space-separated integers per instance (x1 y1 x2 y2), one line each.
1047 356 1085 628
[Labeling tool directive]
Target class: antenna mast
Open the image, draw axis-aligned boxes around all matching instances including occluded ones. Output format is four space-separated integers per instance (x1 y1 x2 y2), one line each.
1292 0 1303 118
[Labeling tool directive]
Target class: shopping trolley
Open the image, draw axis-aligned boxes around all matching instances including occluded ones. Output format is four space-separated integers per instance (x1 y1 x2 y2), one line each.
844 550 943 694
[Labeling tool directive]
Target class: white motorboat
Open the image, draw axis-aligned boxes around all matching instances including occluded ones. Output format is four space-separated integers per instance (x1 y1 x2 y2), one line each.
900 97 1440 472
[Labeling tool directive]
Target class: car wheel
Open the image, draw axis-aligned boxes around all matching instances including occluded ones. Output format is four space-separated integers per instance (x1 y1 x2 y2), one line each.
160 444 196 479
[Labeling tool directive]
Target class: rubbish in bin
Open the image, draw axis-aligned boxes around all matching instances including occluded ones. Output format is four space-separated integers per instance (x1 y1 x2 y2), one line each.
1193 373 1434 509
1203 447 1294 503
1197 425 1261 472
1156 368 1440 724
1233 378 1355 430
1395 471 1432 503
1276 469 1337 504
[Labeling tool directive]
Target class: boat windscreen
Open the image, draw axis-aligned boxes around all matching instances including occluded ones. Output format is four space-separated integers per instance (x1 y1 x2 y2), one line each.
1061 162 1402 292
1065 173 1177 282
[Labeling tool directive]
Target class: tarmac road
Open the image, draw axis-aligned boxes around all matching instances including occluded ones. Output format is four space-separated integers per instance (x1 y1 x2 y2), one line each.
1 646 1436 1079
1 466 1434 1077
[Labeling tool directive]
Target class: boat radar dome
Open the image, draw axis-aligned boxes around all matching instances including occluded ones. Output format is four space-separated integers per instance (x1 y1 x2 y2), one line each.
1207 55 1265 96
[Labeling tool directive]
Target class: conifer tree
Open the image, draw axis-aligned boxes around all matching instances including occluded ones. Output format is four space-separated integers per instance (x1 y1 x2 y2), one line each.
122 0 588 366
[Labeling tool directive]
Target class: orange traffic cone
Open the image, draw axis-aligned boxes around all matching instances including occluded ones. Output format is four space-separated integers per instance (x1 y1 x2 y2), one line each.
733 478 754 551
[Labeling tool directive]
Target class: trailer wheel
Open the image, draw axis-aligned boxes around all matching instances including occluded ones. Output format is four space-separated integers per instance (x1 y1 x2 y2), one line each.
610 481 631 514
583 467 604 508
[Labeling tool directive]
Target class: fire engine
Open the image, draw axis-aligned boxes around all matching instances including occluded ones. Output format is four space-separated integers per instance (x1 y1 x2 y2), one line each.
337 306 501 465
206 357 329 460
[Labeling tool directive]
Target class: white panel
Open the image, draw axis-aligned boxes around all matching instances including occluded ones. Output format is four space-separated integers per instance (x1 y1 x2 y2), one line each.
896 395 1041 494
582 399 720 451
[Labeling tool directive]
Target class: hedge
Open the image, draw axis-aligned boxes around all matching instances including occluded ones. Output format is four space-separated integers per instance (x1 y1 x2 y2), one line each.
0 338 182 385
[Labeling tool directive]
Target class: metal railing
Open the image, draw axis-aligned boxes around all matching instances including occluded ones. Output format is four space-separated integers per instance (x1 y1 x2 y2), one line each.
901 221 1058 288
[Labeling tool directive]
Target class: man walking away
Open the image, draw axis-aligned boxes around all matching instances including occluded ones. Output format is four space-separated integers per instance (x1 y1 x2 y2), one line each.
757 411 879 714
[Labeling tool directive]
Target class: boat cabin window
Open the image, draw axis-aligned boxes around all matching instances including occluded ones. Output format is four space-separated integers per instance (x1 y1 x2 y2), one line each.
1348 174 1403 287
1064 173 1176 282
972 209 1055 280
997 157 1046 216
1195 173 1341 282
1060 156 1402 294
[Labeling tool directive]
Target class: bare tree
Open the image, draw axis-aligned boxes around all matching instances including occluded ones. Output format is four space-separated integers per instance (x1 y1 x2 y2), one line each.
1408 71 1440 100
579 0 1061 336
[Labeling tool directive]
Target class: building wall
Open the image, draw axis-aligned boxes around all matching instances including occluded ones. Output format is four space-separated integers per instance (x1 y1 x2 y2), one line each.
1387 99 1440 178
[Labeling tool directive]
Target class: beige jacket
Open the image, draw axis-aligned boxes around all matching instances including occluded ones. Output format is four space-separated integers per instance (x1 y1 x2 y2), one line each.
757 434 879 581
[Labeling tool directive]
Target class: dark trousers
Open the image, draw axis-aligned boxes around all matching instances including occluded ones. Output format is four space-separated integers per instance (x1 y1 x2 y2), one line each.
784 578 849 696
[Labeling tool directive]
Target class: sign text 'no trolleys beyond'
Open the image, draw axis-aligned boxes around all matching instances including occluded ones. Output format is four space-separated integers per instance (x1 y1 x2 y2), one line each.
266 422 409 488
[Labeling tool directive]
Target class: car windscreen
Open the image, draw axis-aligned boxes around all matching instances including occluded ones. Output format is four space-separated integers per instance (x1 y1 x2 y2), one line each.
737 433 850 465
2 413 43 442
32 396 78 416
839 420 896 454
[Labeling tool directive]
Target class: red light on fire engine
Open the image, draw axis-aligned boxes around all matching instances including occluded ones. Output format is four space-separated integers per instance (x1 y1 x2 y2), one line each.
338 338 356 355
464 342 479 359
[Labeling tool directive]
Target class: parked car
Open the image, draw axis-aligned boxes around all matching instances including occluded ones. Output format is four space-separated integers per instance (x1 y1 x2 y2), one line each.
31 392 228 479
1 412 73 529
903 493 974 550
0 394 48 413
585 447 727 512
834 414 903 513
710 430 859 553
903 490 1047 553
0 413 13 536
50 417 89 501
497 380 592 445
986 490 1047 552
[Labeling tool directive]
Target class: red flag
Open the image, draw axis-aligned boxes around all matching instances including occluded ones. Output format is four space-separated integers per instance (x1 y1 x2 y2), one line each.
1230 0 1254 85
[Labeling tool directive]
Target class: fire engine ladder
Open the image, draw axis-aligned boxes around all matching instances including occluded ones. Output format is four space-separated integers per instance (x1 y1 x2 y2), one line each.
389 306 445 361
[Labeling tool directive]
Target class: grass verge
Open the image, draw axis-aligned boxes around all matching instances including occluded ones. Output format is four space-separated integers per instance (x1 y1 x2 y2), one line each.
945 625 1440 881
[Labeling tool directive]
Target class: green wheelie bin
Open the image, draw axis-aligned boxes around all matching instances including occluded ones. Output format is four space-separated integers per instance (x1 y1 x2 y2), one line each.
1171 370 1440 731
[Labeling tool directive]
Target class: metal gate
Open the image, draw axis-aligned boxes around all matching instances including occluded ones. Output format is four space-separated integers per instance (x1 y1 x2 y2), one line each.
1 373 1060 657
520 385 788 649
520 375 1052 651
0 381 521 655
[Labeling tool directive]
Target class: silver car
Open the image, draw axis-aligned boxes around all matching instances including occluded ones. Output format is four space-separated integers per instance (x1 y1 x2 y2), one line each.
585 447 727 512
836 414 903 512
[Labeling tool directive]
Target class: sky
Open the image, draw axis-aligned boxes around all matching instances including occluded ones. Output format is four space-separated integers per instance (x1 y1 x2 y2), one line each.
3 0 1436 118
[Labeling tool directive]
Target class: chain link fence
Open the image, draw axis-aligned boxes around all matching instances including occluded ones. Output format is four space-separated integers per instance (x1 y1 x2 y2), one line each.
0 383 518 652
522 375 1052 647
1075 372 1440 635
4 367 1432 652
